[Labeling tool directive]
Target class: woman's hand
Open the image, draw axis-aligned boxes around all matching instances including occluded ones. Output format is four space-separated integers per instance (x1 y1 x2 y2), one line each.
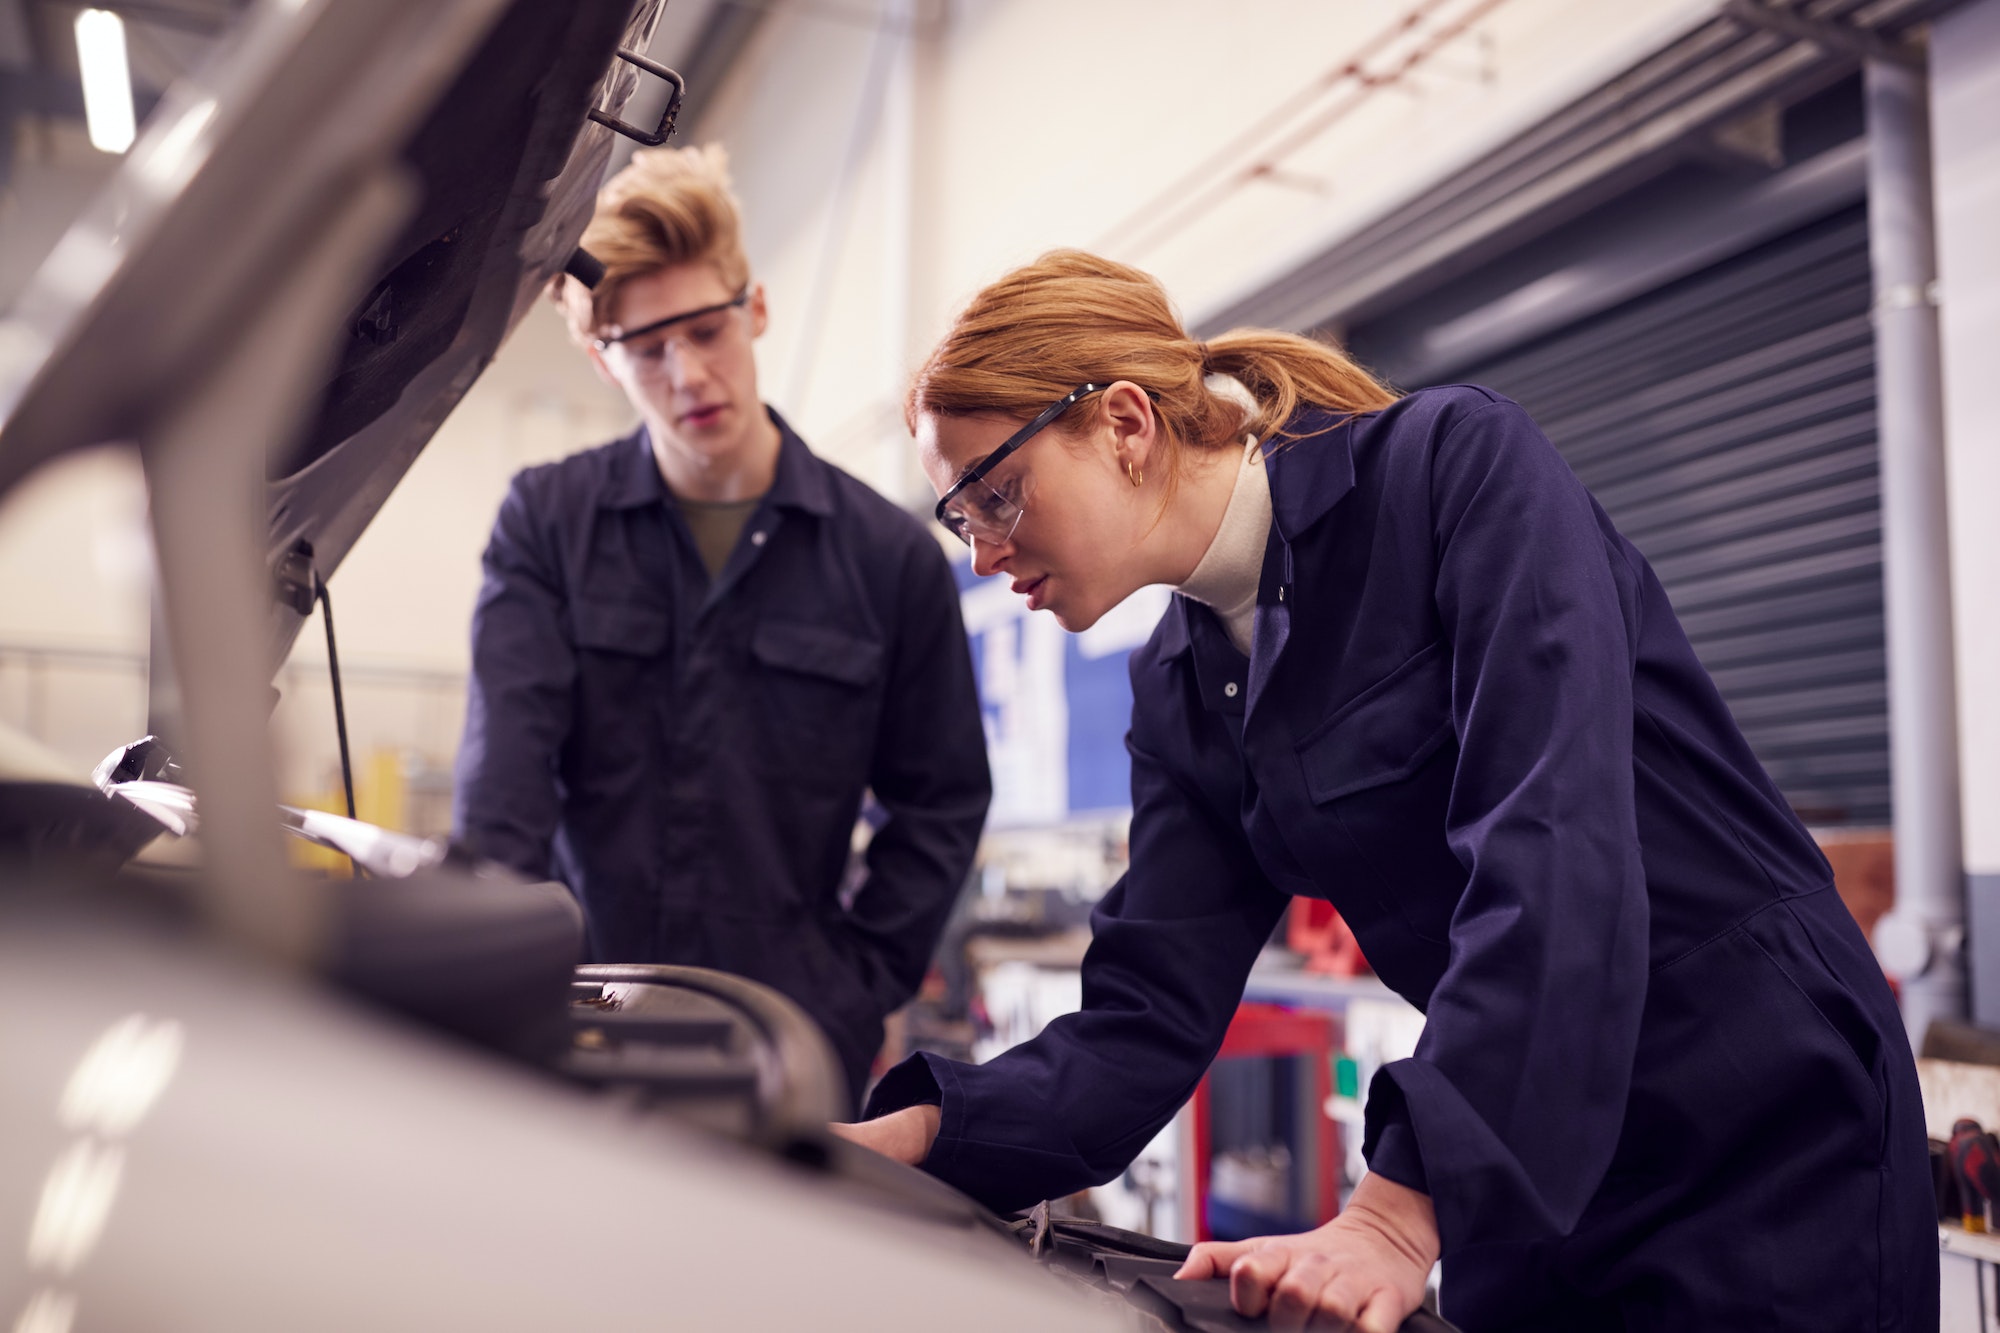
828 1104 941 1166
1175 1173 1438 1333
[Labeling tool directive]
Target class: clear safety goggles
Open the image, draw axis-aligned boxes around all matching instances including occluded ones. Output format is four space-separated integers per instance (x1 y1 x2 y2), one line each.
593 288 750 380
933 382 1110 547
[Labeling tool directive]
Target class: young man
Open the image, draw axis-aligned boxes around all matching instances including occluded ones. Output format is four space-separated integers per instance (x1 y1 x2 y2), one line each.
453 146 991 1108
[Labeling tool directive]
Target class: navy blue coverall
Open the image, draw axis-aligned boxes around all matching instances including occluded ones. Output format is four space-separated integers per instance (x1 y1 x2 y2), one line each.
454 412 991 1105
866 386 1936 1330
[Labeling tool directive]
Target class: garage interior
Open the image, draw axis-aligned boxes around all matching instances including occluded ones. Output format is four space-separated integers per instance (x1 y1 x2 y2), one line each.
2 0 1997 1328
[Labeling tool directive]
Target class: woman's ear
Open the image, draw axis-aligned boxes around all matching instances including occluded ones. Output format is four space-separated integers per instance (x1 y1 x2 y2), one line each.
1101 380 1159 474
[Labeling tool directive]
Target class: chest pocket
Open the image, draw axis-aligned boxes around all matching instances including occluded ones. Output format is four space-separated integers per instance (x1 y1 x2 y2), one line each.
1293 639 1461 943
1297 640 1453 802
566 600 672 788
749 620 885 789
752 621 883 685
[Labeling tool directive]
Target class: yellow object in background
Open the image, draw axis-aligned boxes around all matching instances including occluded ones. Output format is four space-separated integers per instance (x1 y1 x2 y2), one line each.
356 748 406 832
284 748 410 874
283 791 349 875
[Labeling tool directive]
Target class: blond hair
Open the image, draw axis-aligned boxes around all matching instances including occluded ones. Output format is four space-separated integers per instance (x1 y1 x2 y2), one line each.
909 250 1397 491
552 144 751 341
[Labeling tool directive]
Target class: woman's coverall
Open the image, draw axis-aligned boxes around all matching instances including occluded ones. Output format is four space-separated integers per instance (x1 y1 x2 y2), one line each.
867 385 1936 1330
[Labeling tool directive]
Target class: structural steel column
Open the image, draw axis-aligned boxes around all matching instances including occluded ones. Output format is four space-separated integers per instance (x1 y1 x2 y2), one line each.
1928 0 2000 1030
1863 56 1967 1042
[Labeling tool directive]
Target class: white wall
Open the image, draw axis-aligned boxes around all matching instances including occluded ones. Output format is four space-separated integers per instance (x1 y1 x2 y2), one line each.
1931 0 2000 1031
0 446 151 771
693 0 1717 501
1933 0 2000 884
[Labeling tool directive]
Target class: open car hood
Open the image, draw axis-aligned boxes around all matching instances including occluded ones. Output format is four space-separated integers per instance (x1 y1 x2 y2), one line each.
0 0 668 671
0 0 688 972
0 10 1465 1328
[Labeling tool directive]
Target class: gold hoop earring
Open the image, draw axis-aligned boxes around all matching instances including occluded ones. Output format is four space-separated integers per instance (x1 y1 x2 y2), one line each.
1125 461 1144 487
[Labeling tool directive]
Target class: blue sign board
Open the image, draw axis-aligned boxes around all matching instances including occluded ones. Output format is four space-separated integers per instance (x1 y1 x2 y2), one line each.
952 559 1172 827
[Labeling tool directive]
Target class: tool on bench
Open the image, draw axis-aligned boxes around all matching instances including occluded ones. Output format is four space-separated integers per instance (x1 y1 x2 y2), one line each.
1949 1118 2000 1231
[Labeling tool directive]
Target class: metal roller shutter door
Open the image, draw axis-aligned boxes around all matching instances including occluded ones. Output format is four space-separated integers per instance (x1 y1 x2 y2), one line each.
1453 205 1887 826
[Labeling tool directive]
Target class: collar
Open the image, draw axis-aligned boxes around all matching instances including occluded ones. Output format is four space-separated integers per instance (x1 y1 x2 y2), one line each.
1155 407 1362 662
1157 594 1194 660
600 406 835 517
1263 406 1359 543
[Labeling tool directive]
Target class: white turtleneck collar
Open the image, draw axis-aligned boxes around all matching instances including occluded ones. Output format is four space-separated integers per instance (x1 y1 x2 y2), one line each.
1176 435 1270 656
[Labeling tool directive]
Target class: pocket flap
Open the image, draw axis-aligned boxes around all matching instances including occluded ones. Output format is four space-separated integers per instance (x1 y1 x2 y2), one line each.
751 620 883 688
1296 641 1454 804
571 600 670 655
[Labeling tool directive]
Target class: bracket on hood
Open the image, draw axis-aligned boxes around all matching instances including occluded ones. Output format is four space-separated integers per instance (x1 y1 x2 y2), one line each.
587 48 686 147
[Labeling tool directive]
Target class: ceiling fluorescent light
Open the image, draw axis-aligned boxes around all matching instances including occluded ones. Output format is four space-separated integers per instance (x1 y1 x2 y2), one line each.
75 9 137 154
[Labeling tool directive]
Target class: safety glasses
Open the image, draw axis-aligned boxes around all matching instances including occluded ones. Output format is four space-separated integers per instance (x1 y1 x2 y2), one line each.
933 382 1111 547
593 288 750 380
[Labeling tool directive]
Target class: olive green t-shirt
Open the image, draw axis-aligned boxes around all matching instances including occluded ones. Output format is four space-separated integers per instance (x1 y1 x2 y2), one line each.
675 495 764 579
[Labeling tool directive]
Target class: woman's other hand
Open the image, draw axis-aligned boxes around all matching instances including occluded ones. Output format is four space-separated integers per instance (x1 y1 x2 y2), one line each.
828 1103 941 1166
1174 1173 1438 1333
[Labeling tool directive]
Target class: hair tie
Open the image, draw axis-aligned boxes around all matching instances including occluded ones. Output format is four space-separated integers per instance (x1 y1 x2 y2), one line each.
1196 340 1213 371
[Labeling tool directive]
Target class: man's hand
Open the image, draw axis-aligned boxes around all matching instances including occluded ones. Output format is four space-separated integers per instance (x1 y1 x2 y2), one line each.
828 1104 941 1166
1174 1173 1438 1333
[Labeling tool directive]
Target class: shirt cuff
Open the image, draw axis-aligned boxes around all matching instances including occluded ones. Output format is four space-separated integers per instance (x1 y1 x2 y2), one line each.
1366 1122 1430 1194
862 1052 943 1118
1361 1066 1431 1195
862 1050 982 1182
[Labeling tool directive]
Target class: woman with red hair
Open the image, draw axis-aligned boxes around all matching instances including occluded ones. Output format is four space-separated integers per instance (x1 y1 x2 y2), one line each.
836 250 1933 1333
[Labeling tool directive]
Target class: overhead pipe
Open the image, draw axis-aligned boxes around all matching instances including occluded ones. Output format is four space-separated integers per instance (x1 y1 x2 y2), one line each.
1094 0 1510 260
1862 53 1968 1042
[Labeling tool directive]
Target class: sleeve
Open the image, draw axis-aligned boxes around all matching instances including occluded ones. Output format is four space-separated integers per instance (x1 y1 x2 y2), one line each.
832 538 993 1016
1360 399 1649 1259
451 476 576 881
865 651 1289 1213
